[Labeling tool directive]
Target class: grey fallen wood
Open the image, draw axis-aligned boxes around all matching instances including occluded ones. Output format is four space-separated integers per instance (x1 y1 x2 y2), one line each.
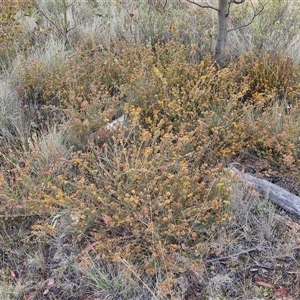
229 166 300 218
105 114 127 131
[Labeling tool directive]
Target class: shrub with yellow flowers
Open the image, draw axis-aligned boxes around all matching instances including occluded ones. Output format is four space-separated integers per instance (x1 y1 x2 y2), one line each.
3 37 300 298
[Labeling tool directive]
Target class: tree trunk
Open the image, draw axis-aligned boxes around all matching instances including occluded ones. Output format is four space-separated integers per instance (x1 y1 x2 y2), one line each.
215 0 230 67
230 166 300 218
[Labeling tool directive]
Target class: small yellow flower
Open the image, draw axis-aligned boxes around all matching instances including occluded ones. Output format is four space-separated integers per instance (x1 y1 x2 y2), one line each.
78 177 85 185
55 189 64 202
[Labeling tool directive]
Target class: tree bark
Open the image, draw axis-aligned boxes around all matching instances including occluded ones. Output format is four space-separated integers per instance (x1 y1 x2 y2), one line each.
230 166 300 218
215 0 230 67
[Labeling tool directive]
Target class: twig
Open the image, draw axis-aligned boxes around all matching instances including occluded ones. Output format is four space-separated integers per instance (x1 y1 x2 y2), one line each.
34 5 64 37
121 258 158 299
186 0 219 12
206 246 261 263
228 0 268 32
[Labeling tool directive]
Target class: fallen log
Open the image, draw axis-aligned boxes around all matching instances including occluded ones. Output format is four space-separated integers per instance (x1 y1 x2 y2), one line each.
105 114 127 131
229 166 300 218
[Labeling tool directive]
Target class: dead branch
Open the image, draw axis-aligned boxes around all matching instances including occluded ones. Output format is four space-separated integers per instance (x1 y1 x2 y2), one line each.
228 0 268 32
206 246 261 262
229 166 300 218
186 0 219 12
